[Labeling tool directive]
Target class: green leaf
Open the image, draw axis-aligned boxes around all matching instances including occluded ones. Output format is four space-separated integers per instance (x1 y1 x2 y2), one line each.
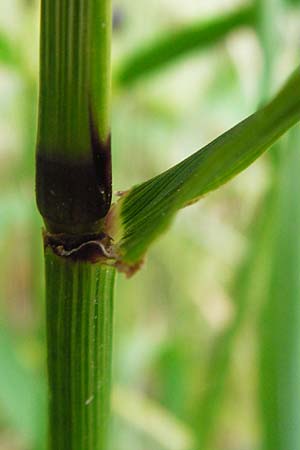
108 67 300 271
284 0 300 5
259 127 300 450
116 5 255 86
194 189 275 449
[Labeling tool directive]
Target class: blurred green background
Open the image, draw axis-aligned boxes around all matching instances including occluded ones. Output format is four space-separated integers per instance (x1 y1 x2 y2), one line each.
1 0 300 449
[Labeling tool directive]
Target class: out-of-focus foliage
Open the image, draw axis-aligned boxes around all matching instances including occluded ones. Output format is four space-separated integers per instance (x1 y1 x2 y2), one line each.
1 1 300 450
0 33 20 68
258 129 300 450
116 5 255 85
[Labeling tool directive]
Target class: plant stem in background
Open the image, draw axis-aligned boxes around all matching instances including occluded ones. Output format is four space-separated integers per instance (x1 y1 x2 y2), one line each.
36 1 115 449
195 192 275 449
255 0 282 100
259 127 300 450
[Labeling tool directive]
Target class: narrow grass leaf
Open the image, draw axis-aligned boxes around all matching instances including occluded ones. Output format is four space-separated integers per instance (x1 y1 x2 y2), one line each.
116 5 255 86
259 127 300 450
194 3 284 445
112 385 195 450
195 186 276 449
109 67 300 268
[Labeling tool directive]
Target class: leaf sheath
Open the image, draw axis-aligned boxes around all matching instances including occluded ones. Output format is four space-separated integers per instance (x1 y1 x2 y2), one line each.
45 250 115 450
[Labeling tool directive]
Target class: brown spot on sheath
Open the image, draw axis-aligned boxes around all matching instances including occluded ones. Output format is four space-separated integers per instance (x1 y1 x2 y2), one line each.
36 131 112 234
44 231 116 263
89 108 112 213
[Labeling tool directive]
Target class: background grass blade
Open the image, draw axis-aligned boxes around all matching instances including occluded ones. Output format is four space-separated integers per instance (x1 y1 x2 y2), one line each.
193 1 284 446
109 67 300 268
259 126 300 450
194 191 275 449
0 32 20 68
112 385 194 450
116 5 255 86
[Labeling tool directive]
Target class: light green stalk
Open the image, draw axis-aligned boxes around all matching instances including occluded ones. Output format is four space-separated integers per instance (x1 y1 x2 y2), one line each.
259 127 300 450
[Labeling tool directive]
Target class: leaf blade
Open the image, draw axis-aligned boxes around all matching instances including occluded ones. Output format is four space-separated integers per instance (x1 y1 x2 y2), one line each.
110 67 300 268
116 5 255 85
259 127 300 450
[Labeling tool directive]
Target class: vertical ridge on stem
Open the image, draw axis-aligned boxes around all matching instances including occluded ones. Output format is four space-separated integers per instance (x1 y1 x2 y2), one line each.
45 251 115 450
